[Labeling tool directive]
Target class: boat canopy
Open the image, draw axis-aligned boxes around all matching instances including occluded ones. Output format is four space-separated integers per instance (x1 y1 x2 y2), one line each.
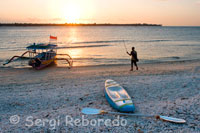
27 43 57 50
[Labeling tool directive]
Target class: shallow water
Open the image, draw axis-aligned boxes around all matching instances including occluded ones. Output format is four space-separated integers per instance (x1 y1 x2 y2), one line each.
0 26 200 67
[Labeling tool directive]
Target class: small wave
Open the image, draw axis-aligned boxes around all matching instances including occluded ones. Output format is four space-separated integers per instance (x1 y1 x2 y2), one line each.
0 59 5 63
73 58 96 60
0 66 12 68
172 56 180 59
0 47 26 51
73 57 128 60
0 47 8 50
168 56 180 59
72 40 127 44
140 40 172 43
10 49 26 51
160 56 181 60
177 44 200 47
11 41 17 44
58 44 111 49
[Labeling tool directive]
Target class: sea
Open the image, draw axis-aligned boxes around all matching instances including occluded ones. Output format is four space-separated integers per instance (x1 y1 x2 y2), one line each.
0 26 200 68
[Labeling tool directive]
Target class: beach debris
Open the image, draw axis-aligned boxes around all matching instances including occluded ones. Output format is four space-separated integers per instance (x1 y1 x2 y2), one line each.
181 97 188 100
65 98 69 101
45 113 49 118
137 129 144 133
182 84 187 88
10 102 25 107
84 94 89 96
88 102 93 105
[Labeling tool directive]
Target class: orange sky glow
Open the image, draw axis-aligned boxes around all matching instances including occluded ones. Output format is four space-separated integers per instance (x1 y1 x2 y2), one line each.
0 0 200 26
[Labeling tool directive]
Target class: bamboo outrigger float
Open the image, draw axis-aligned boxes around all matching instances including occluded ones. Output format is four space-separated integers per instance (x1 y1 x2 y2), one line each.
3 39 73 69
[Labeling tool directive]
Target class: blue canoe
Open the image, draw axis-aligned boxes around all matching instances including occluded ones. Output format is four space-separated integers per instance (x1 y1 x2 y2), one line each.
105 79 135 112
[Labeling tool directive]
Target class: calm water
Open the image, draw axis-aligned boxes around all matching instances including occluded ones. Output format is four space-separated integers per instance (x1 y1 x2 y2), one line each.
0 26 200 67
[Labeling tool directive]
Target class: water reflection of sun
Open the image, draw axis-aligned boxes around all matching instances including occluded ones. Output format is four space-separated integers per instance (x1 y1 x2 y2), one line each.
68 28 79 43
58 48 82 59
68 49 82 58
57 48 83 67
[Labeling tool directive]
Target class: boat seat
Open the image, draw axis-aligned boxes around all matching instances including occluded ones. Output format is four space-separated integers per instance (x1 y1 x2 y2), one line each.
107 86 130 101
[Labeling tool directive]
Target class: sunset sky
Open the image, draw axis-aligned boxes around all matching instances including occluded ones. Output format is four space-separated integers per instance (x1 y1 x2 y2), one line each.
0 0 200 26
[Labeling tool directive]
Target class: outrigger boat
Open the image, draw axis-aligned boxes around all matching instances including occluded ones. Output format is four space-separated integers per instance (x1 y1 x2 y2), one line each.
3 42 73 69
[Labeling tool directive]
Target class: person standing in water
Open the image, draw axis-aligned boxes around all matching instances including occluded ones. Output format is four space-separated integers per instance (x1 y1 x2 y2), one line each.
127 47 139 71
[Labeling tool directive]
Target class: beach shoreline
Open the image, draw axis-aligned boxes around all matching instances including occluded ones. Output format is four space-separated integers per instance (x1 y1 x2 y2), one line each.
0 60 200 132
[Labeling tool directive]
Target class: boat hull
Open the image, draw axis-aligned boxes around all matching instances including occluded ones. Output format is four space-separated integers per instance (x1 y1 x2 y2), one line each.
29 58 55 70
105 79 135 112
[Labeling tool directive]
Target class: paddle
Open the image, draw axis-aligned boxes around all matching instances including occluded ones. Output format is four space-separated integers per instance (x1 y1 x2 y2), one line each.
82 108 186 124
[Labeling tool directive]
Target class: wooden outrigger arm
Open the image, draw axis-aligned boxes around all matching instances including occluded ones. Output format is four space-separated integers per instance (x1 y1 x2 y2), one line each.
55 53 73 68
3 51 36 65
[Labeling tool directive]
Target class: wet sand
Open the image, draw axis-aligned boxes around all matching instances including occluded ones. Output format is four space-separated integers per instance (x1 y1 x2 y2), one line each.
0 60 200 132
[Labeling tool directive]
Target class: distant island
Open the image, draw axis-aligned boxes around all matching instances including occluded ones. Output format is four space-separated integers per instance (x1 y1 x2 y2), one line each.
0 23 162 27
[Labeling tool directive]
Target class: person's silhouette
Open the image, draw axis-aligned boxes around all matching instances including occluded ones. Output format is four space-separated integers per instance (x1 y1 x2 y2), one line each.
127 47 139 71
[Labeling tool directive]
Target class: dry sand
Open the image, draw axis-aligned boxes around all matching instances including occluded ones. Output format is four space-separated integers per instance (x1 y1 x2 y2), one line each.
0 60 200 132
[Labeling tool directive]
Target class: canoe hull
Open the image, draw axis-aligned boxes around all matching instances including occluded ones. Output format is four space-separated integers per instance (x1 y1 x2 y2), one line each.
105 79 135 112
105 91 135 112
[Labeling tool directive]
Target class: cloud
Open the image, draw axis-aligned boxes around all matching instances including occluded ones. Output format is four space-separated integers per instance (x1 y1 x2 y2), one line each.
26 17 65 23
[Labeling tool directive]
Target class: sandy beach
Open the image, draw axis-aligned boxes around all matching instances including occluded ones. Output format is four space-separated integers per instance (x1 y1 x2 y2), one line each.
0 60 200 132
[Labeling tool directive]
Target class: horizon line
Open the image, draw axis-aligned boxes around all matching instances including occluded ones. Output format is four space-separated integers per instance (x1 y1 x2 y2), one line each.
0 23 200 27
0 23 162 26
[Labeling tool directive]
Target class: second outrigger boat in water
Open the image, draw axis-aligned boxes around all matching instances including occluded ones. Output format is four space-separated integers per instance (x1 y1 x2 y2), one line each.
3 36 73 69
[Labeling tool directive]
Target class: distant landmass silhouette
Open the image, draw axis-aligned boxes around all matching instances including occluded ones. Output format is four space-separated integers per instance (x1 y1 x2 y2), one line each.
0 23 162 27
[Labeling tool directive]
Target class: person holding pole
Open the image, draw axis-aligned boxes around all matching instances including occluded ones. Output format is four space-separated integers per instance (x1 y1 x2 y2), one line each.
127 47 139 71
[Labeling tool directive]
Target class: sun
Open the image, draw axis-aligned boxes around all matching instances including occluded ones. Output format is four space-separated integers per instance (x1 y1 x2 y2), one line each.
51 0 95 24
62 2 81 23
67 6 80 23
